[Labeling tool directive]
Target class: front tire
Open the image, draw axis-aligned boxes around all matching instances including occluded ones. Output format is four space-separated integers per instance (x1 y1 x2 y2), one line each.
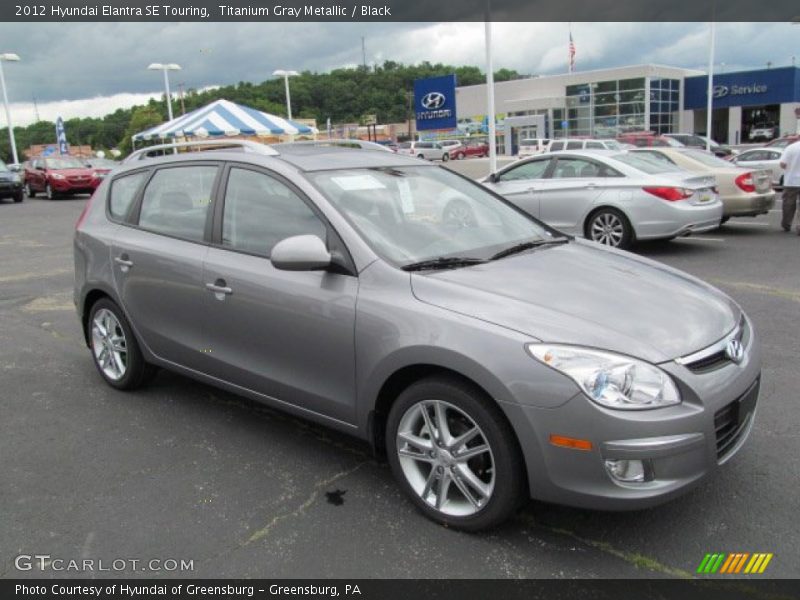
24 183 36 198
45 183 55 200
386 376 525 531
442 153 450 162
88 298 154 390
13 190 23 203
585 207 633 249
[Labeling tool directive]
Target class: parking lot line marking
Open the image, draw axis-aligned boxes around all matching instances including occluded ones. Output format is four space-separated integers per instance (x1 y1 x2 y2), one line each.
676 237 725 242
711 279 800 303
725 222 772 227
0 268 71 283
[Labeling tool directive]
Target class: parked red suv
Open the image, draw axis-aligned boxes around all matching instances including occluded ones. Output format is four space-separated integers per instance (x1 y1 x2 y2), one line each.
461 139 489 158
24 156 102 200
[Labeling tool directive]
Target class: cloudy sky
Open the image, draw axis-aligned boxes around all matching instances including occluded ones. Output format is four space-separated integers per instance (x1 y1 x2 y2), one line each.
0 21 797 125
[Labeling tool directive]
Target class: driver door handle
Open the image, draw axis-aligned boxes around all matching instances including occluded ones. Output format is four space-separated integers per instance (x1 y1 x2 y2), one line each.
114 255 133 269
206 282 233 295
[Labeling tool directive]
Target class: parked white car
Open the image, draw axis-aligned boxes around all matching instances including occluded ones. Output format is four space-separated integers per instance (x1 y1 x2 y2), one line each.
731 147 784 187
396 141 450 161
518 138 550 157
548 138 623 152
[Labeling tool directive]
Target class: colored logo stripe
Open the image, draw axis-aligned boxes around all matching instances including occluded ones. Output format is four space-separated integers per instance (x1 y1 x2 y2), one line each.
697 553 773 574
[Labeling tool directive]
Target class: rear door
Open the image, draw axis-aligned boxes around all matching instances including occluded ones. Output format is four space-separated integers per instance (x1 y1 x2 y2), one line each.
536 156 615 233
111 162 220 369
201 164 358 423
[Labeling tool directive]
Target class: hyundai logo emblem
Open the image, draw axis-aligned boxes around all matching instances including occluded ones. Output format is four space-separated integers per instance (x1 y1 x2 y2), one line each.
725 339 744 364
421 92 446 110
712 85 729 99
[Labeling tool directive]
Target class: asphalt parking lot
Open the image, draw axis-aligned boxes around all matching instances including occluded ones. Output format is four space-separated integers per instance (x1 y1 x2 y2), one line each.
1 190 799 580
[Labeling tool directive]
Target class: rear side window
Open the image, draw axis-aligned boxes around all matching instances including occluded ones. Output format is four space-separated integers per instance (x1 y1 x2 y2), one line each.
549 142 565 151
137 166 217 242
586 141 604 149
221 168 326 257
109 171 148 220
566 141 583 150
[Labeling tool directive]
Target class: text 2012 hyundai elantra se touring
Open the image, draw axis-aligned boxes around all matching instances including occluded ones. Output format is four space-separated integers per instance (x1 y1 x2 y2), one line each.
74 141 761 530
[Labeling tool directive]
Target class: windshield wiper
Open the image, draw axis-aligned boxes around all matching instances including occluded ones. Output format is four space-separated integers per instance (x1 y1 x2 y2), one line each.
401 257 487 272
490 237 569 261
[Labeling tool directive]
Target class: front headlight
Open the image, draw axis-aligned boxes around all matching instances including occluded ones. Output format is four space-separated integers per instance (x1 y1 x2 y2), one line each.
93 171 105 179
527 344 681 410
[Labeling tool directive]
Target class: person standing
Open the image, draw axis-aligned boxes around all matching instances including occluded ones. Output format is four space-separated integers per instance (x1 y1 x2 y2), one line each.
779 139 800 233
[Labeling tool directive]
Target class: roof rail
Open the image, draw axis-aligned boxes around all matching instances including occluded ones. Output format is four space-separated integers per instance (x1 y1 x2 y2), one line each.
275 139 394 153
124 139 279 163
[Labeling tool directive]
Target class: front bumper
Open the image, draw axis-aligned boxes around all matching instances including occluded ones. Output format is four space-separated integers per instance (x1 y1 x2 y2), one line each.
50 178 100 194
502 318 762 510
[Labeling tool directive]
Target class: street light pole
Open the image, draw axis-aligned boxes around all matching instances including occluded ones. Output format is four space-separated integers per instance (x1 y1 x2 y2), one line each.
705 20 715 152
147 63 181 153
273 69 299 120
0 53 21 165
484 11 497 174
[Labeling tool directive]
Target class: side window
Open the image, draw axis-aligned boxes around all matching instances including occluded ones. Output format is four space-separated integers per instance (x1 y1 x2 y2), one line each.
639 151 676 165
137 166 217 242
551 158 609 178
222 168 327 257
566 141 583 150
586 141 604 149
768 151 782 160
109 171 148 220
549 141 564 151
498 159 550 182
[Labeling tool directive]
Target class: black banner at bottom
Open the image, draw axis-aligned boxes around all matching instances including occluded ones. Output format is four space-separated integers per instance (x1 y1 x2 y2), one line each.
4 579 800 600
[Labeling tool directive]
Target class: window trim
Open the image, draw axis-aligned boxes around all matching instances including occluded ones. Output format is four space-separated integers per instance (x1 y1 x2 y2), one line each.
497 157 553 182
211 161 357 275
549 156 623 179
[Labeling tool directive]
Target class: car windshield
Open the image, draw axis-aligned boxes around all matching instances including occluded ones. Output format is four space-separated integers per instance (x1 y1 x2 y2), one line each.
682 149 736 168
0 159 8 171
45 157 85 169
611 153 682 174
600 140 622 150
308 166 552 267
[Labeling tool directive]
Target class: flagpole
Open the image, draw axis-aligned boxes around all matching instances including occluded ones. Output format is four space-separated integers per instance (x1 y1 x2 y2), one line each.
705 19 715 151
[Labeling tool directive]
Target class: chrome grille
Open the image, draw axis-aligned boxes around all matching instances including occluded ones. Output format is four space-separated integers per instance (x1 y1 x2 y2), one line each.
677 316 749 374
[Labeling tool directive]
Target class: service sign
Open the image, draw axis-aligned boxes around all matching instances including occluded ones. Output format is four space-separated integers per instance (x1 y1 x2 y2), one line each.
414 74 457 131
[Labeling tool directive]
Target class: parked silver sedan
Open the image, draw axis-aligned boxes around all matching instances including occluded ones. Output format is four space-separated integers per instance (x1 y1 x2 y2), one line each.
480 151 722 249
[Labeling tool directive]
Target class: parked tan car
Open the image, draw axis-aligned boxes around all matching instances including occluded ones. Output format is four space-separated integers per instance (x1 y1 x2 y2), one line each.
630 148 774 221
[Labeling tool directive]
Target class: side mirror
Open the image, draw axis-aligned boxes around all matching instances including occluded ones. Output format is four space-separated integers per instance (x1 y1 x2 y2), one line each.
271 235 331 272
8 164 20 172
488 173 499 183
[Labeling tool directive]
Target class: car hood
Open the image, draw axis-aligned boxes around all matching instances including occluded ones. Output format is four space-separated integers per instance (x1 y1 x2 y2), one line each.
410 240 740 363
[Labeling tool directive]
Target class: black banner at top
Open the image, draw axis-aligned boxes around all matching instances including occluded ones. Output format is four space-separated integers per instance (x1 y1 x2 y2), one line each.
3 0 800 22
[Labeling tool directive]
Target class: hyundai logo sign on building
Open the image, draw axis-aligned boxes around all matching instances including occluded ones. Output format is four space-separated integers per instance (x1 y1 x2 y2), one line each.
414 74 457 131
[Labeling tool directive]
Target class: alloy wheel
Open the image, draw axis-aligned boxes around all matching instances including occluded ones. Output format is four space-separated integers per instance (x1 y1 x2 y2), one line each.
590 212 625 247
91 308 128 381
396 399 495 517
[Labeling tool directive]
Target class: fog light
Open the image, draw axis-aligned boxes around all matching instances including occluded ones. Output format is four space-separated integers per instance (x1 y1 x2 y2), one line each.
604 459 649 483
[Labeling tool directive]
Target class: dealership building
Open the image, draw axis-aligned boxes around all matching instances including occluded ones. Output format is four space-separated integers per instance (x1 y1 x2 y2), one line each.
450 64 800 151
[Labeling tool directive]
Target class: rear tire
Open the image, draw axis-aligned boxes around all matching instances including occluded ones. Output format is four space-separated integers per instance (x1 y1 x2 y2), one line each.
442 153 450 162
24 183 35 198
13 190 23 203
585 207 633 249
88 298 155 391
386 375 525 531
720 216 730 225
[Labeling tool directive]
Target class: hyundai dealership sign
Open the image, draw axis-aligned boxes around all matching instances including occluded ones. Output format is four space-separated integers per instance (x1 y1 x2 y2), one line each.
414 74 457 131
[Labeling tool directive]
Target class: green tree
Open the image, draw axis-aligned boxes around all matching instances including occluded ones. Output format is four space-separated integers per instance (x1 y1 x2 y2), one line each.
118 106 164 154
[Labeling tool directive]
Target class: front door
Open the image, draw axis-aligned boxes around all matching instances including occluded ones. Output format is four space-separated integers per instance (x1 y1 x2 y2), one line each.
201 165 358 424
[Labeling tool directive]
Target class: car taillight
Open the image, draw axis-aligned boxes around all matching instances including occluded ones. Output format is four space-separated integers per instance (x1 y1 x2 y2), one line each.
642 186 693 201
735 172 755 193
75 192 94 230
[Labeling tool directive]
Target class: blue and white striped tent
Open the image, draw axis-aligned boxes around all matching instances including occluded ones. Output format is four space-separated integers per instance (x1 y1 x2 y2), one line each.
132 98 317 142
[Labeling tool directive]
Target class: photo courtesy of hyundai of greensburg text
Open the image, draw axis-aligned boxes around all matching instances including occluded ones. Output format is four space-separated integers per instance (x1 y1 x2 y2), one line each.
1 1 799 599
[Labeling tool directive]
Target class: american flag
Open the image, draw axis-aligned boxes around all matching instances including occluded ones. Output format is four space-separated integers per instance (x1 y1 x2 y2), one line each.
569 30 576 73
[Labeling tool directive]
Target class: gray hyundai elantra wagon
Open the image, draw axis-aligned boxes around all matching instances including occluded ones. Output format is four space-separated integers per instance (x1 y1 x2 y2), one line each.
74 140 761 530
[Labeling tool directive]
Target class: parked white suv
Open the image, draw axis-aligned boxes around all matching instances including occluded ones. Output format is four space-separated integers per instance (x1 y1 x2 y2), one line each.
518 138 550 157
396 141 450 161
548 138 623 152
